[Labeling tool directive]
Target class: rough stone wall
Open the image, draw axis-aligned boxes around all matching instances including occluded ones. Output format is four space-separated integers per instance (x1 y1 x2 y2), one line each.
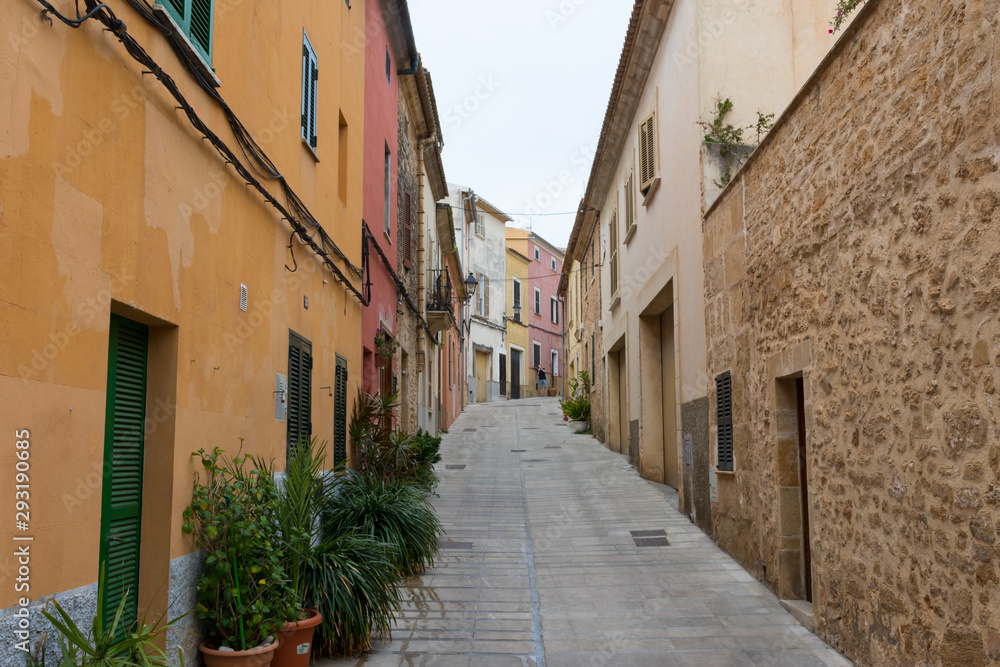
580 224 605 442
397 97 419 432
703 0 1000 665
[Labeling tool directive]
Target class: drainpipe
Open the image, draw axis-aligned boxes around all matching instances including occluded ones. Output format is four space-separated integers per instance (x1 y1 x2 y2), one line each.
396 54 421 76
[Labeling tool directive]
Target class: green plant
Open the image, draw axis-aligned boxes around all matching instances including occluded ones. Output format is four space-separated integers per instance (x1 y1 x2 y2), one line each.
324 474 442 577
697 98 775 188
409 429 443 491
350 391 441 489
830 0 866 32
374 328 399 360
29 568 184 667
274 438 400 658
182 445 300 651
306 531 401 657
561 370 592 422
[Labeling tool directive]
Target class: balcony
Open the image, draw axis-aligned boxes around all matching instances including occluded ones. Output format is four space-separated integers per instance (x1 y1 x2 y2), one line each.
427 270 457 335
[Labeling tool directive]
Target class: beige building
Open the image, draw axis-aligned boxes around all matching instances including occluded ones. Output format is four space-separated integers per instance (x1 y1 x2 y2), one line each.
569 0 843 528
703 0 1000 662
559 257 584 386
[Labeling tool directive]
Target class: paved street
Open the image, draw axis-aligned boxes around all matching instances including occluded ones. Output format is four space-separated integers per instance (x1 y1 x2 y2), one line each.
323 398 852 667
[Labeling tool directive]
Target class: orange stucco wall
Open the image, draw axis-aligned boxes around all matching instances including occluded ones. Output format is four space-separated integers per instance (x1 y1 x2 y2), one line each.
0 0 367 609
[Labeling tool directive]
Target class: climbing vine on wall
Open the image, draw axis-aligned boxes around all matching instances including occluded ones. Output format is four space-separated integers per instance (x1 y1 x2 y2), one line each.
830 0 867 33
697 98 775 189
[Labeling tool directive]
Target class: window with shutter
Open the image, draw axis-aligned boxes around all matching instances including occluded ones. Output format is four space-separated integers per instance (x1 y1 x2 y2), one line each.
551 297 558 325
301 33 318 149
334 356 348 467
161 0 213 64
533 342 541 368
484 276 490 318
403 191 413 269
625 171 636 234
99 315 148 639
639 112 657 194
609 211 619 297
535 288 541 315
716 371 734 471
513 278 521 308
287 331 313 462
475 213 485 238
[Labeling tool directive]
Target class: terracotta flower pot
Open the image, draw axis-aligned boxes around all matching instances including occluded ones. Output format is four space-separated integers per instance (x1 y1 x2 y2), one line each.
272 609 323 667
199 637 279 667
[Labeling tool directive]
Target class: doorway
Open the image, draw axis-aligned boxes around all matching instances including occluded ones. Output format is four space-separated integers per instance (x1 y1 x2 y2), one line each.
475 350 489 402
510 348 522 399
661 308 678 489
617 349 628 458
499 353 507 397
776 374 812 602
99 315 148 636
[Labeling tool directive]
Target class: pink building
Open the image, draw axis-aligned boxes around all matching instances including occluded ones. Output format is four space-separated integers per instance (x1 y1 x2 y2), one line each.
506 229 565 397
361 0 401 398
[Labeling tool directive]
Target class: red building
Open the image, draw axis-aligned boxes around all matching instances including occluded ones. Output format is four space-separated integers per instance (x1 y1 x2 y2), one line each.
507 228 566 396
362 0 410 397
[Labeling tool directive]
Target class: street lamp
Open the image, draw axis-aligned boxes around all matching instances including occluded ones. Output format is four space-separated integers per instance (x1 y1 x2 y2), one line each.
464 272 479 301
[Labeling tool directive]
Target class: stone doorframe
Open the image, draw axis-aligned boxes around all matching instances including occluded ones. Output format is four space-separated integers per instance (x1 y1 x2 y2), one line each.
767 340 814 602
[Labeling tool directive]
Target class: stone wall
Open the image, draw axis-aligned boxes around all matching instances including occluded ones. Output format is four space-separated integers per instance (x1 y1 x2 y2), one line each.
702 0 1000 664
580 223 605 443
397 96 420 432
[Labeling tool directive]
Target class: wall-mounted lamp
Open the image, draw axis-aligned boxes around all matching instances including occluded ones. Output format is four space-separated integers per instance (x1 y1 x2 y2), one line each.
464 272 479 301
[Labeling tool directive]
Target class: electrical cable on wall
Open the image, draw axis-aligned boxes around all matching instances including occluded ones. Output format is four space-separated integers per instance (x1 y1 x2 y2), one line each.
31 0 368 304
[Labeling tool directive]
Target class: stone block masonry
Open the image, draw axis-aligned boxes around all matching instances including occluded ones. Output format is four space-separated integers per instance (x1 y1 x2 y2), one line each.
702 0 1000 665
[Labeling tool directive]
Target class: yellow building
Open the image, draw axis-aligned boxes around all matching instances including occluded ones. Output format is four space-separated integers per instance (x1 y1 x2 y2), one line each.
504 247 531 400
0 1 366 662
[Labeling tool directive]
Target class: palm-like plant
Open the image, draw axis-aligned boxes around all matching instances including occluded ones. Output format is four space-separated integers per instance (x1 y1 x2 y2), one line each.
275 439 401 658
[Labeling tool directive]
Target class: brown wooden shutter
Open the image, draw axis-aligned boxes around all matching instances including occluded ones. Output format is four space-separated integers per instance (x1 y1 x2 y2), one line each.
640 113 656 194
403 191 413 269
716 371 734 471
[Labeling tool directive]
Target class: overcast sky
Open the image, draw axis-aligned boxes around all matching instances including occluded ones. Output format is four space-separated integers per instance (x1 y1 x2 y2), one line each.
409 0 636 249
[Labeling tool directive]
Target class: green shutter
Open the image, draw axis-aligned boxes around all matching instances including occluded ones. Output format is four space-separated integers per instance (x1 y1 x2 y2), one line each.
287 332 312 462
160 0 212 64
716 371 734 472
99 315 148 639
334 356 348 467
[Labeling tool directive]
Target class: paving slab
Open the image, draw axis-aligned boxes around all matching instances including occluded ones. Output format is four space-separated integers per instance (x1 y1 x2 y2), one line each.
318 398 851 667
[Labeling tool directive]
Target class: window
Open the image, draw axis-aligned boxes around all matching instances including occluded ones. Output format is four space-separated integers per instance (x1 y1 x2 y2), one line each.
639 111 657 195
513 277 521 308
334 355 348 466
534 247 540 261
287 331 313 462
716 371 734 471
385 47 391 84
383 144 391 236
591 334 595 378
338 112 348 202
624 171 636 235
160 0 213 64
590 237 595 282
534 287 541 315
551 297 559 325
484 276 490 318
609 210 619 297
551 350 558 377
301 32 318 150
402 190 413 269
551 257 557 271
475 213 485 238
477 272 485 316
533 342 541 368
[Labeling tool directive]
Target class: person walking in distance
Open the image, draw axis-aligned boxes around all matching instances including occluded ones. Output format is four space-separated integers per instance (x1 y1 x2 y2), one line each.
538 366 547 392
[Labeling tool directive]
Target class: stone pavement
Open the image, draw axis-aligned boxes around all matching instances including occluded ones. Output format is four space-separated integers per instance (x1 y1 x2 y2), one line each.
321 398 852 666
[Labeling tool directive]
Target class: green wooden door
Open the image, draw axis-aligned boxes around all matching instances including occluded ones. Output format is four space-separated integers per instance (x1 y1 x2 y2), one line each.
99 315 149 636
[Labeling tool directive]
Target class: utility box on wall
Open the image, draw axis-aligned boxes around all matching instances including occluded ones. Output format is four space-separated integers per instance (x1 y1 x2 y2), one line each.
275 373 288 421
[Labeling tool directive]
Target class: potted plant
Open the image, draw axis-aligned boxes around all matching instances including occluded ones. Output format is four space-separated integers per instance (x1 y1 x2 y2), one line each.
270 438 329 666
560 371 592 431
183 445 301 667
374 328 399 360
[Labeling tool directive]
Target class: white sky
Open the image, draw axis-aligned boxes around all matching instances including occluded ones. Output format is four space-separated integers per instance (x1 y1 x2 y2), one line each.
409 0 636 248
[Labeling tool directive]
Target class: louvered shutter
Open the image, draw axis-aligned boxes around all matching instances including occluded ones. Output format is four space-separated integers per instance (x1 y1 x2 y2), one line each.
287 332 313 461
309 60 318 148
334 357 348 467
403 191 413 269
189 0 212 59
484 276 490 318
99 315 148 639
513 279 520 308
716 371 734 471
301 43 310 139
640 113 656 194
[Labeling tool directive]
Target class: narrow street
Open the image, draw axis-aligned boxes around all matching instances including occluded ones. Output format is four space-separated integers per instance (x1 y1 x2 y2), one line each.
324 398 852 667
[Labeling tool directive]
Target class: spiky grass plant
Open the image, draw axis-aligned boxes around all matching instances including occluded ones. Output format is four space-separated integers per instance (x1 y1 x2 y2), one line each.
325 474 442 577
